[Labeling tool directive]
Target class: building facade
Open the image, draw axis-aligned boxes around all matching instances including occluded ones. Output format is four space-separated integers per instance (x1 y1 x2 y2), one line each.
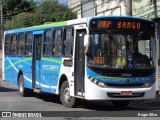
132 0 160 19
68 0 131 18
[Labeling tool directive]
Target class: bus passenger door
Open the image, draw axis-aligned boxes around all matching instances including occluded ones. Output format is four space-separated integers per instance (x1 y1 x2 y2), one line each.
74 29 86 96
32 33 42 90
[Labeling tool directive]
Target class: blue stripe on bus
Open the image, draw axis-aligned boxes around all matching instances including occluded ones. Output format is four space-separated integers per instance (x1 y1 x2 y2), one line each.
87 67 155 84
4 57 62 94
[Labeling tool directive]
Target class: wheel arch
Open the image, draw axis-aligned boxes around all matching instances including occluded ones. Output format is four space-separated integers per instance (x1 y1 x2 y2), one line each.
58 74 68 94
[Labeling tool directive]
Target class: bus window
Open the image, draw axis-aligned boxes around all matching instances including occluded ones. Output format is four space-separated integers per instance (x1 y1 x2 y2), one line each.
17 33 25 56
5 35 10 45
25 33 32 56
53 29 61 56
10 34 17 55
63 28 73 56
43 30 53 56
5 35 10 56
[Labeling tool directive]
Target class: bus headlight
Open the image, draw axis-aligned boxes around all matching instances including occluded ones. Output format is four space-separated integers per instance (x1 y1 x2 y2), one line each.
143 78 155 88
98 81 106 87
89 77 106 87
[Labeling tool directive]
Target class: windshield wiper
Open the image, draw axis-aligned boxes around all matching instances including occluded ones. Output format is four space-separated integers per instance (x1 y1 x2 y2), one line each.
133 32 143 49
106 31 121 48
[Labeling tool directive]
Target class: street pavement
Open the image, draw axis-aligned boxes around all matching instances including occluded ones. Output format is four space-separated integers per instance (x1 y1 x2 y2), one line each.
0 80 160 120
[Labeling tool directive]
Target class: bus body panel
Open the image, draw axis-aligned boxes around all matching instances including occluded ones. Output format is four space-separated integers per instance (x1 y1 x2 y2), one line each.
85 80 156 100
40 57 62 93
2 16 157 103
85 67 156 100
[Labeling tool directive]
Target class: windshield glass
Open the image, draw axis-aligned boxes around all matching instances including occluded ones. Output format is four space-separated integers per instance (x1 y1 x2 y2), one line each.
87 32 154 69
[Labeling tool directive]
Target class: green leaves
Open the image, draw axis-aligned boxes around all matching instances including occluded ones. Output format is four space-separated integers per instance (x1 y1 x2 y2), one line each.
3 0 76 30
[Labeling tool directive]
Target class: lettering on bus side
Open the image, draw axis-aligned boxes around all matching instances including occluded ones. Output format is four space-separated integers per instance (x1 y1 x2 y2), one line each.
18 64 23 68
117 21 141 29
42 65 59 71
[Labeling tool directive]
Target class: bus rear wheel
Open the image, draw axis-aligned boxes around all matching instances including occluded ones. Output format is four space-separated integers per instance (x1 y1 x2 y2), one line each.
111 100 130 108
18 75 31 97
60 81 78 107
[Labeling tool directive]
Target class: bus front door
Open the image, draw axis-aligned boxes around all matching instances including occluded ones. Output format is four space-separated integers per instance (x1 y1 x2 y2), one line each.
74 30 86 96
32 34 42 90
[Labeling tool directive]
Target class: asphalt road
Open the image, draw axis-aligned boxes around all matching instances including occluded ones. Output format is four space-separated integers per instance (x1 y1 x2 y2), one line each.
0 80 160 120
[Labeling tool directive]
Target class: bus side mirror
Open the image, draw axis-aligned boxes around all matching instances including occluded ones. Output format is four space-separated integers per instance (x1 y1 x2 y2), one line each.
84 35 90 47
84 35 90 55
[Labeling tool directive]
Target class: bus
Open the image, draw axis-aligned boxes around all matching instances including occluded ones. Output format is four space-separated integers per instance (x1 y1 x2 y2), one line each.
2 16 156 108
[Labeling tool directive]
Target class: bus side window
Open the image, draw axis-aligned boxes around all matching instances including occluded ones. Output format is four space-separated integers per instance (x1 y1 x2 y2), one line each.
53 29 62 56
63 27 73 56
43 30 53 56
5 35 11 56
25 33 32 56
18 33 25 56
11 34 17 56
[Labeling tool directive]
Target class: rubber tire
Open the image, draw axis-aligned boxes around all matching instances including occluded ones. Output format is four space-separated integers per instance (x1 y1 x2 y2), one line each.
18 75 31 97
60 81 78 107
111 100 130 108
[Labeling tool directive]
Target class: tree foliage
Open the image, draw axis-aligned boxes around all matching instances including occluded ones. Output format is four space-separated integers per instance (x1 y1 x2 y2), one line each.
3 0 34 17
3 0 76 30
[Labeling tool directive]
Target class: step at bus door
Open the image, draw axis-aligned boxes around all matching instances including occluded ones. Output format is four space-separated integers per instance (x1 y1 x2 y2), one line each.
74 29 86 96
32 31 43 89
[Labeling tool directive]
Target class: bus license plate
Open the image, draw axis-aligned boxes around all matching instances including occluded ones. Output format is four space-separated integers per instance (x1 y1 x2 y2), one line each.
121 91 132 96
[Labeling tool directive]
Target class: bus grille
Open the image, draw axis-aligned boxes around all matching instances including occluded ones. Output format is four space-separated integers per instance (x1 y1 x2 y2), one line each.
106 83 143 88
107 92 145 98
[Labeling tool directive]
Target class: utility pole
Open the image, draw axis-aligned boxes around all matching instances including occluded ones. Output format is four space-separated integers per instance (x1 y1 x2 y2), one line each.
153 0 158 18
0 0 3 49
153 0 160 92
153 0 158 64
124 0 132 16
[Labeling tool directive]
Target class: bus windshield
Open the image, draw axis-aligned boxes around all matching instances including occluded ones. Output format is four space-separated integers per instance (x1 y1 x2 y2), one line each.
87 32 154 69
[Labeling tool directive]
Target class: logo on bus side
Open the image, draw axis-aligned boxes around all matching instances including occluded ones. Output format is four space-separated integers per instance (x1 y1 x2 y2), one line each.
18 64 23 68
42 65 59 71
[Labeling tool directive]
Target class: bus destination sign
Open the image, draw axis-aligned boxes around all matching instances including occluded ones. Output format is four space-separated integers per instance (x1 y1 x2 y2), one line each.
99 20 141 30
90 18 155 31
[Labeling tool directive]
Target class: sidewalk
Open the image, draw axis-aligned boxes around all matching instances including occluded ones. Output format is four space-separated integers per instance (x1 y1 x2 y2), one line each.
0 79 18 89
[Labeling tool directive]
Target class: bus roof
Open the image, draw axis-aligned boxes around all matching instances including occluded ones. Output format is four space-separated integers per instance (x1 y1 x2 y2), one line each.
4 16 153 34
88 15 154 22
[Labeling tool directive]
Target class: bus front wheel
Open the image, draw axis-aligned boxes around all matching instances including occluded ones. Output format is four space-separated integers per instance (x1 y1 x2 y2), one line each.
60 81 78 107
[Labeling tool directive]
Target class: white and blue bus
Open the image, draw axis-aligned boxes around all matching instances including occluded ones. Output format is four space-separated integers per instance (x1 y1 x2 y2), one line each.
2 16 156 107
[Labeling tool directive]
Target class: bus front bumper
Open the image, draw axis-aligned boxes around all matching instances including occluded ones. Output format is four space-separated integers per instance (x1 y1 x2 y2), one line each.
85 82 156 100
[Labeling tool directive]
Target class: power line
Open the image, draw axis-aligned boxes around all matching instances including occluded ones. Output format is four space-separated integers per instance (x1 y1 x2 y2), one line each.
132 2 154 12
78 0 112 16
109 0 122 16
4 0 68 22
6 0 155 30
3 0 71 21
3 4 36 17
3 1 62 20
4 0 80 29
133 4 160 16
2 0 68 18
